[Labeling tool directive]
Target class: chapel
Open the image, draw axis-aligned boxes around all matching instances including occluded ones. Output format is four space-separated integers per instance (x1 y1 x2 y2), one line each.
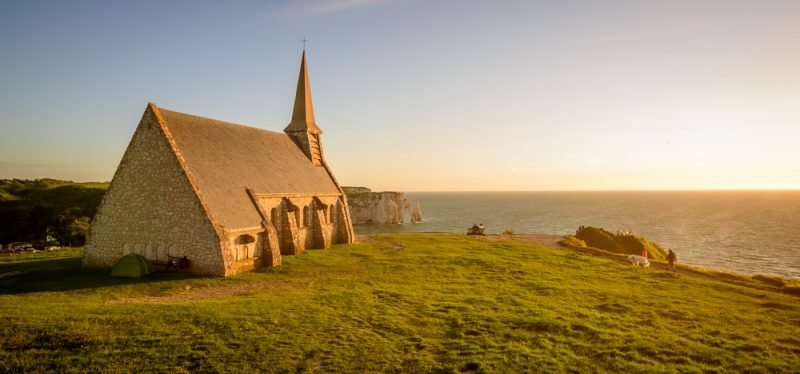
83 51 355 276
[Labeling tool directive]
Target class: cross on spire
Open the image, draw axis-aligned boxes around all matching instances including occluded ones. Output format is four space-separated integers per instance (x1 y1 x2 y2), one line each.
301 37 308 50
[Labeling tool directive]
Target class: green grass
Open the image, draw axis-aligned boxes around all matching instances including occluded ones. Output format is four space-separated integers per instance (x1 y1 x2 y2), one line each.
671 262 800 297
0 248 86 263
1 234 799 372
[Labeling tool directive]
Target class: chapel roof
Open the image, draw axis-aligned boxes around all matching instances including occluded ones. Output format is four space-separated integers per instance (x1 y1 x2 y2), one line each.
154 106 341 230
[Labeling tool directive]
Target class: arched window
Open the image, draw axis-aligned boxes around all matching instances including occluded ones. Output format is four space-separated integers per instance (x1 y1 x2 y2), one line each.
145 244 155 260
157 244 167 262
235 234 256 245
271 207 280 228
303 206 311 227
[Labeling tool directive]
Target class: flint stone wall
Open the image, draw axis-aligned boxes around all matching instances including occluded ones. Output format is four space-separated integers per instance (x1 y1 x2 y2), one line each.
83 110 226 275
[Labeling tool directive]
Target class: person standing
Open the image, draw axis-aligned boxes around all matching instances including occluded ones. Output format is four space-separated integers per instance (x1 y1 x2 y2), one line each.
641 246 648 259
666 249 677 272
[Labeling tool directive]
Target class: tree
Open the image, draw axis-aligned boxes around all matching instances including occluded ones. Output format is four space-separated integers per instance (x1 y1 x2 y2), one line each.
69 217 91 246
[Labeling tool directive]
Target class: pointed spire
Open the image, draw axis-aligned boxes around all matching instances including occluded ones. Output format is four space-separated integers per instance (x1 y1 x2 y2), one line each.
284 50 322 134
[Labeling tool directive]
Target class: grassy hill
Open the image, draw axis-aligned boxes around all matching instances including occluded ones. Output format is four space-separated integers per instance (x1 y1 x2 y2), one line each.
0 179 109 246
1 234 799 372
571 226 668 260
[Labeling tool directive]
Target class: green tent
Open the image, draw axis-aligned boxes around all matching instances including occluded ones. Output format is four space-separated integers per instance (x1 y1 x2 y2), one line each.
110 254 154 278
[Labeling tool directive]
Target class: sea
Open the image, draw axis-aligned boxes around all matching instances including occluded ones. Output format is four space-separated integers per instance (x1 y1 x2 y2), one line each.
354 191 800 280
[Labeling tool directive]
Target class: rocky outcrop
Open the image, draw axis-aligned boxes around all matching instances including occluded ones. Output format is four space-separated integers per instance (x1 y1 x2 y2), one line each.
343 187 423 225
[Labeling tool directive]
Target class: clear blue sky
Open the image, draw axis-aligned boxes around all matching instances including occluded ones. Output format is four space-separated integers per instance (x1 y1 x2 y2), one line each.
2 0 799 190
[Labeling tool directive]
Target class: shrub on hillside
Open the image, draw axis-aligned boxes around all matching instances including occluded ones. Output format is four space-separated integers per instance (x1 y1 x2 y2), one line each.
752 274 787 288
558 235 587 248
575 226 666 260
574 227 624 253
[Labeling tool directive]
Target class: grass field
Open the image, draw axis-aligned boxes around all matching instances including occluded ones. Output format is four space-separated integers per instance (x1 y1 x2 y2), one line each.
1 234 799 372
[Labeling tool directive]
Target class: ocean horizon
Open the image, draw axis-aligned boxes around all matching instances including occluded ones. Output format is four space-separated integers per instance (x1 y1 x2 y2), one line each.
399 189 800 193
354 190 800 280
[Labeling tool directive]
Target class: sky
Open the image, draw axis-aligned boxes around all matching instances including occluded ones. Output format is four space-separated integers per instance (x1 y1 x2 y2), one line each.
1 0 799 191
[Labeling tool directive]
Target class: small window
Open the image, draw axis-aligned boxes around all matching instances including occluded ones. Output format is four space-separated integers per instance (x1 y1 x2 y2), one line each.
236 234 256 245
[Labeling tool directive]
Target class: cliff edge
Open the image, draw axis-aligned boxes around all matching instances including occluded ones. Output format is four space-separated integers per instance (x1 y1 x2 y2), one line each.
343 187 422 225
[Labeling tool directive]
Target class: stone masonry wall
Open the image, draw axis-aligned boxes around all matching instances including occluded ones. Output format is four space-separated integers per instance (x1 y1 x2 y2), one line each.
256 195 345 253
84 108 226 275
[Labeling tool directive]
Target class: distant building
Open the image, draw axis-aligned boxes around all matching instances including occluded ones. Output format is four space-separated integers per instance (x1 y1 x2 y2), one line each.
83 52 355 276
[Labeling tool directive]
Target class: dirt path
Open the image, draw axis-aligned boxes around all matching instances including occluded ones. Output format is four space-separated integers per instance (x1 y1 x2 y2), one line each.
111 277 315 304
484 234 563 248
0 270 26 279
112 282 272 304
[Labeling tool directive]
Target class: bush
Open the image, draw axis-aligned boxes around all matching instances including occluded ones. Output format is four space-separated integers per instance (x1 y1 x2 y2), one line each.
575 227 623 252
574 226 666 260
558 235 587 248
752 275 786 288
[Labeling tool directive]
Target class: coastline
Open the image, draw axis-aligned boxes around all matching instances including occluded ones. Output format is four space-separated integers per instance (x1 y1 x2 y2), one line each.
395 191 800 280
360 232 800 298
504 233 800 297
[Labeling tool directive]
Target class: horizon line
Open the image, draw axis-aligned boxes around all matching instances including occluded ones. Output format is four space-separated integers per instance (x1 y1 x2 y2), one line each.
400 189 800 193
1 178 798 193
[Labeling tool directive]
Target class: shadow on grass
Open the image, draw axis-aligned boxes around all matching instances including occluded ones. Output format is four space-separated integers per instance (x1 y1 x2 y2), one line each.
0 255 199 295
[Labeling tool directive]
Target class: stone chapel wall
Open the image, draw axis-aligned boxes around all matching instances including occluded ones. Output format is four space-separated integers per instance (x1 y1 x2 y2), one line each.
83 109 226 275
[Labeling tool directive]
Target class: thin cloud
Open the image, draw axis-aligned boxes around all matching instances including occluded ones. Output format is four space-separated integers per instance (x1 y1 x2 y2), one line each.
311 0 388 15
254 0 398 24
281 0 393 18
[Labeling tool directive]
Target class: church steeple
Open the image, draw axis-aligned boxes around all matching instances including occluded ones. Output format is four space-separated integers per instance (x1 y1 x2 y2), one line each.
285 50 321 134
285 50 323 165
